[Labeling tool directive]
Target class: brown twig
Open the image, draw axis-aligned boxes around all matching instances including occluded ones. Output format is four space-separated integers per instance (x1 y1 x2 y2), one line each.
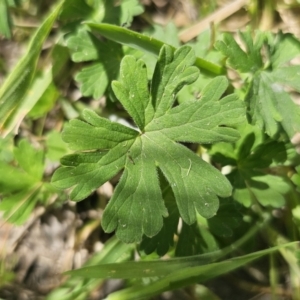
179 0 248 42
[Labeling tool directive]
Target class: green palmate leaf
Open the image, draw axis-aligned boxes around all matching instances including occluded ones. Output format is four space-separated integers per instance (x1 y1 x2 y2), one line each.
52 45 245 243
215 30 300 139
0 0 64 137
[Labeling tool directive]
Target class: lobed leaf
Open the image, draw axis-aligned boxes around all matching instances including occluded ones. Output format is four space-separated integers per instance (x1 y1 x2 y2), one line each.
216 30 300 139
210 124 291 208
215 30 263 74
75 64 109 99
53 45 244 243
67 30 123 98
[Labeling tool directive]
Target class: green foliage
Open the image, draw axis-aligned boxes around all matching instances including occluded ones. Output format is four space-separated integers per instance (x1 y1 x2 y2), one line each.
0 1 64 137
63 0 144 100
86 23 225 76
60 0 143 25
66 29 123 99
2 1 300 299
210 124 291 208
215 30 300 139
103 243 296 300
0 139 62 224
52 45 245 243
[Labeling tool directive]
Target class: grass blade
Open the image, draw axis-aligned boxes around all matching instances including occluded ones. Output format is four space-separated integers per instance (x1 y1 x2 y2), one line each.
107 242 298 300
0 0 64 137
85 23 225 77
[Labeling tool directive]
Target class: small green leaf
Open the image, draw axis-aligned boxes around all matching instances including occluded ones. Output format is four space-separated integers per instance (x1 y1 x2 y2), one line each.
215 30 263 73
67 30 122 98
216 30 300 139
210 125 291 208
14 139 44 180
0 139 54 225
75 63 109 99
269 32 300 68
